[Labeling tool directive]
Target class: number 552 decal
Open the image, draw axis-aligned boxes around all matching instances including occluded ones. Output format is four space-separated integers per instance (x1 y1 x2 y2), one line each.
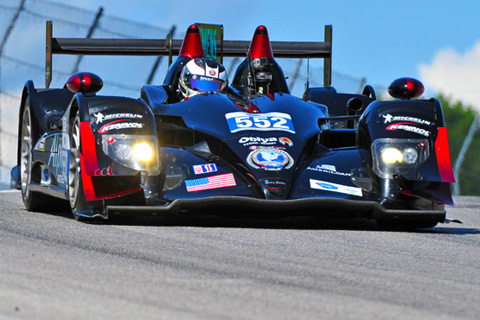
225 112 295 133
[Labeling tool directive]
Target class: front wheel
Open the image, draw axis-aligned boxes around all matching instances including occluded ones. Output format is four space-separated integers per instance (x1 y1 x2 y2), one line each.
68 112 104 221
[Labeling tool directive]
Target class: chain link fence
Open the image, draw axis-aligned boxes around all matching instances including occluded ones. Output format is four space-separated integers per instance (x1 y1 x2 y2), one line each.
0 0 379 188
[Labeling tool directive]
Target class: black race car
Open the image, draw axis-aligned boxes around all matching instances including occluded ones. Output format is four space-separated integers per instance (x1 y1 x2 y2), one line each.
11 22 456 229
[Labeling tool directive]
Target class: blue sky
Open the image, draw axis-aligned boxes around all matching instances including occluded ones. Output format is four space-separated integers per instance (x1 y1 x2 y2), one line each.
54 0 480 109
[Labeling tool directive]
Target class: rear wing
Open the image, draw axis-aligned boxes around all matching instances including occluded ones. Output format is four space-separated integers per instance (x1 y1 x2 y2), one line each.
45 21 332 88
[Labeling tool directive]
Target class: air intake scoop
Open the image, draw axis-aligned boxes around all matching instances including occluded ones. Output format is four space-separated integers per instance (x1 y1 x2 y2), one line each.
248 25 274 59
178 24 205 59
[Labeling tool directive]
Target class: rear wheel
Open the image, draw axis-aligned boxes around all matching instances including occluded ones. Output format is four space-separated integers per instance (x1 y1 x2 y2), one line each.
20 103 51 211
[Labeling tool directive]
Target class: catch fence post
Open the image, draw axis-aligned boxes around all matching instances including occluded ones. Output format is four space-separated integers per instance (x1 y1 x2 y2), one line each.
288 59 303 91
453 113 480 195
146 25 176 84
0 0 26 178
71 7 104 74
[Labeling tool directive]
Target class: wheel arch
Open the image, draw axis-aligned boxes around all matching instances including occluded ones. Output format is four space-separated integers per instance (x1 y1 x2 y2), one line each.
17 81 76 166
16 81 37 167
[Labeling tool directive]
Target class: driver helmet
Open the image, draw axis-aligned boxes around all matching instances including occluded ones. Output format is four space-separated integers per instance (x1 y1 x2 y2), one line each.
179 57 227 98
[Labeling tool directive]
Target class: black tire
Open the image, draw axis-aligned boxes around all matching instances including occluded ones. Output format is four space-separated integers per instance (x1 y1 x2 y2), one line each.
69 112 89 221
68 112 107 221
20 102 53 211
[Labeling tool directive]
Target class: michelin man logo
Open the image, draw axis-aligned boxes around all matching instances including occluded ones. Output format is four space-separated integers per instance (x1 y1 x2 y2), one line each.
94 112 104 124
383 114 393 124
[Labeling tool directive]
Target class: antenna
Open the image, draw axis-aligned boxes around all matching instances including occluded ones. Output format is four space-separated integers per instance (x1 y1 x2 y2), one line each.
303 57 310 101
246 47 254 100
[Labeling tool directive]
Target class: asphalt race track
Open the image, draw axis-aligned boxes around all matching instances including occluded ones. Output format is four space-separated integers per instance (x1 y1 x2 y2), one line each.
1 190 479 320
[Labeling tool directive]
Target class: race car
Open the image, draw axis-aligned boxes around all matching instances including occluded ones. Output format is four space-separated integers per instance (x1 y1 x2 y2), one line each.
11 22 456 229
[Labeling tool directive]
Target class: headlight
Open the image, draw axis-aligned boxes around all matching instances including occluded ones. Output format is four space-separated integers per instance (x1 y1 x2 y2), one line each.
402 147 418 164
132 143 153 161
380 147 404 164
102 134 160 175
372 138 429 178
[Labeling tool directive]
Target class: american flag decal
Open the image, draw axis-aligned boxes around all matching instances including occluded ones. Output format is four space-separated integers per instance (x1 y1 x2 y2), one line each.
185 173 236 192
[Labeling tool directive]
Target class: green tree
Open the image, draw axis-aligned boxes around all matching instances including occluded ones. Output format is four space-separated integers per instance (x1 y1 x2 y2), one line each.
438 95 480 195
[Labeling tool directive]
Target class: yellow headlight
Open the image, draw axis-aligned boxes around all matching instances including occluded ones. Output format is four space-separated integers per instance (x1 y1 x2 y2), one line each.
133 143 153 161
381 147 403 164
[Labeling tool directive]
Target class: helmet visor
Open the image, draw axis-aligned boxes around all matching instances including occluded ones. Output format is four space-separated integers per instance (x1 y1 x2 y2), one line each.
189 75 225 93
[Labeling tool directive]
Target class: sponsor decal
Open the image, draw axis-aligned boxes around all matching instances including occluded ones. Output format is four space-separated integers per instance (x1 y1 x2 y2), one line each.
62 121 70 149
239 136 293 148
197 23 222 61
35 140 46 152
239 136 277 146
247 148 294 170
279 137 293 147
34 132 51 152
98 120 144 133
185 173 236 192
94 112 143 124
262 179 287 195
99 166 114 176
309 179 362 197
307 164 353 177
263 179 287 186
382 114 431 126
47 134 62 170
46 133 68 184
226 112 295 133
386 122 431 137
42 168 50 183
194 75 217 83
57 173 65 184
193 163 218 175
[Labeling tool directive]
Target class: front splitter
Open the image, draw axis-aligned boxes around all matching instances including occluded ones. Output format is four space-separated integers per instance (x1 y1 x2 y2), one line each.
106 196 446 222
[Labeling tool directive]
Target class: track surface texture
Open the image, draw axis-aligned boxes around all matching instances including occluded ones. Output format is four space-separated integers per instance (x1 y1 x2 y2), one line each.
1 191 479 320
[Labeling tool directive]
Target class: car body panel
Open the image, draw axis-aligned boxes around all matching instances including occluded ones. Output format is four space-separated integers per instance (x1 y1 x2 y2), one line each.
11 23 456 227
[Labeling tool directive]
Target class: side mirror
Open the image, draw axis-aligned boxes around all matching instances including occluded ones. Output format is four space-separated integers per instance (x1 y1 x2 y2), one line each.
66 72 103 95
388 78 424 100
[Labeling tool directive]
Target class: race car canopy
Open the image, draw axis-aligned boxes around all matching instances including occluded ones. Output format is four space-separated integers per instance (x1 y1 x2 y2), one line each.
179 24 205 59
248 25 274 59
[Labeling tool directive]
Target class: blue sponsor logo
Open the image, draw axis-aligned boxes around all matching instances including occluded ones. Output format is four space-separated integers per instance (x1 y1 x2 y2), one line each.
315 182 338 190
254 151 286 169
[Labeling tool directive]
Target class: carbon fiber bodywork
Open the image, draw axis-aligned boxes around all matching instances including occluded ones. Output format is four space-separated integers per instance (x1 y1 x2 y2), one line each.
11 23 455 228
